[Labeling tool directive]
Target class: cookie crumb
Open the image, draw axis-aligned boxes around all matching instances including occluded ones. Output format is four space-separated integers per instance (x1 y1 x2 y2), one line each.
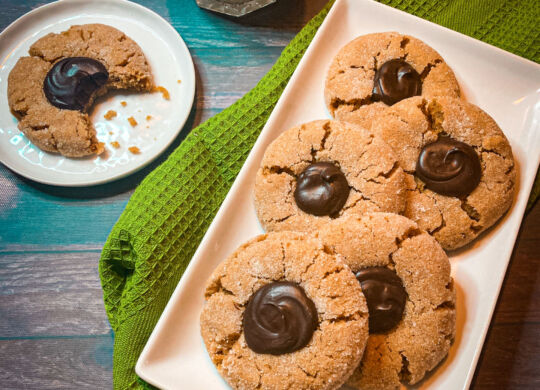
104 110 117 120
177 79 181 84
153 86 170 100
120 101 127 107
95 142 105 154
110 141 120 149
109 131 114 135
128 117 138 127
128 146 140 154
146 115 152 121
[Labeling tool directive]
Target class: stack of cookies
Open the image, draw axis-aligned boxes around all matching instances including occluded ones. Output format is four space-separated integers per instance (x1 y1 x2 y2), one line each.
200 32 516 390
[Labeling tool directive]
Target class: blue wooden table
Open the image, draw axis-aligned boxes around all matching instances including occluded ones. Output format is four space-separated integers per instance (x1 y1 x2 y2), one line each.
0 1 538 389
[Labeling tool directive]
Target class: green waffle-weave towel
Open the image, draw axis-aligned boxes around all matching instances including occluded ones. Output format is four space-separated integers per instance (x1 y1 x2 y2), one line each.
99 1 539 388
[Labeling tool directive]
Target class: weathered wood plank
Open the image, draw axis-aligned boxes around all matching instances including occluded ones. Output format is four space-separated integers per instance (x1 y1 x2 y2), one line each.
491 205 540 325
0 335 113 389
472 204 540 388
472 323 540 389
0 252 111 337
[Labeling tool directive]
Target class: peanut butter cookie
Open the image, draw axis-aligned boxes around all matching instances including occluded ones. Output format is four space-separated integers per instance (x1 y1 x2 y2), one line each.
370 96 516 250
316 212 456 389
254 119 407 233
325 32 460 129
8 24 154 157
200 231 369 390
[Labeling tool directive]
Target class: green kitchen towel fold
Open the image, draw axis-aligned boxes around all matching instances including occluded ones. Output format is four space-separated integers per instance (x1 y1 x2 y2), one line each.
99 1 539 388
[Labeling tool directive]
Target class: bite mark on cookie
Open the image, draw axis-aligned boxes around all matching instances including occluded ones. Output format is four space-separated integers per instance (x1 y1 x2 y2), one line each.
8 24 154 157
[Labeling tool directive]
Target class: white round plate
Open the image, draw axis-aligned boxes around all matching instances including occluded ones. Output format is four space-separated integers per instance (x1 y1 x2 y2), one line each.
0 0 195 187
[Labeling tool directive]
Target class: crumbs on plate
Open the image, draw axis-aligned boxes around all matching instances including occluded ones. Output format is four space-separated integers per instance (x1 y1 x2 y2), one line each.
129 146 141 154
153 86 170 100
104 110 117 120
121 101 127 107
110 141 120 149
128 116 138 127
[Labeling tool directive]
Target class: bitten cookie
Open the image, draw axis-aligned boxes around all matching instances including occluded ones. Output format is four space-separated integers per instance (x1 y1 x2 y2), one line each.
8 24 154 157
325 32 460 129
316 212 456 389
200 231 369 390
370 96 516 250
254 119 407 233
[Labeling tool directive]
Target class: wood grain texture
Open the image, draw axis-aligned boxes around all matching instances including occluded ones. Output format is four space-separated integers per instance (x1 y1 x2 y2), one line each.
0 251 110 337
0 0 538 389
471 204 540 389
0 336 113 389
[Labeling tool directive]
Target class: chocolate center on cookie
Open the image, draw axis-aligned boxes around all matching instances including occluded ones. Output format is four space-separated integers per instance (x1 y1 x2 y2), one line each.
294 162 349 216
243 282 318 355
372 59 422 106
44 57 109 111
416 136 481 197
356 267 406 333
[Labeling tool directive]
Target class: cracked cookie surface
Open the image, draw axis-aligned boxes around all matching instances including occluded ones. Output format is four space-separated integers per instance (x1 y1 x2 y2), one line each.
370 96 516 250
200 231 369 390
316 212 456 389
7 24 154 157
324 32 460 129
254 120 407 233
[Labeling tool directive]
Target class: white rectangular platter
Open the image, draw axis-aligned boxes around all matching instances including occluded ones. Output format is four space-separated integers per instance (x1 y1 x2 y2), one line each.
136 0 540 388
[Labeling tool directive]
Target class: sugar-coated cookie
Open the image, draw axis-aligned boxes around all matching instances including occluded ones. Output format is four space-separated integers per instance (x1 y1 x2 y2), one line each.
370 96 516 250
325 32 460 129
254 119 407 233
201 231 369 390
316 212 456 389
8 24 154 157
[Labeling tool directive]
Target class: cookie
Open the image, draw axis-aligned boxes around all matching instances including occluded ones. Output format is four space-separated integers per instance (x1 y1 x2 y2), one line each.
316 212 456 389
8 24 154 157
200 231 369 390
325 32 460 129
254 119 407 233
370 96 516 250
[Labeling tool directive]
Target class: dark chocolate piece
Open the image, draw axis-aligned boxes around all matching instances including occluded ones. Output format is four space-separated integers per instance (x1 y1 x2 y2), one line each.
416 136 481 197
243 282 318 355
294 162 349 216
372 59 422 106
44 57 108 111
356 267 406 333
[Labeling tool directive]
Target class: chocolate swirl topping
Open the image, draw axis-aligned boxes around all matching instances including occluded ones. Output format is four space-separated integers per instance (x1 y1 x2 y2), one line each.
356 267 406 333
416 136 481 197
243 282 318 355
44 57 108 111
294 162 349 216
372 59 422 106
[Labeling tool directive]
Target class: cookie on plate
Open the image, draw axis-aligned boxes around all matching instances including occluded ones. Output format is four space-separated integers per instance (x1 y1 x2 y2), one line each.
370 96 516 250
200 231 369 390
325 32 460 129
8 24 154 157
316 212 456 389
254 119 407 233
